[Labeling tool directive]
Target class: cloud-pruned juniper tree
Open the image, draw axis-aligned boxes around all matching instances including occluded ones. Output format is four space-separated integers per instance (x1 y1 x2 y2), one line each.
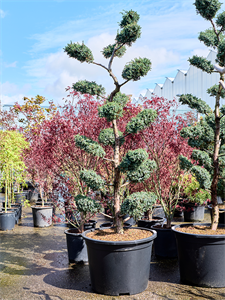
178 0 225 230
64 10 157 234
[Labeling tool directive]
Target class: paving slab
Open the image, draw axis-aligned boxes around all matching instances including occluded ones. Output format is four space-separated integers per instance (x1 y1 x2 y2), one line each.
0 205 225 300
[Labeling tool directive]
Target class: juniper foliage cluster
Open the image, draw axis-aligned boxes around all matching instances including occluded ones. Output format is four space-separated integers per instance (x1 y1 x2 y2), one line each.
98 128 125 146
80 169 106 193
121 192 157 221
75 135 106 157
73 80 105 98
126 109 157 134
75 194 102 216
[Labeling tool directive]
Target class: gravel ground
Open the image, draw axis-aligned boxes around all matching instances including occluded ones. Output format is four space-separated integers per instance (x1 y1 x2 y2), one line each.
1 203 225 300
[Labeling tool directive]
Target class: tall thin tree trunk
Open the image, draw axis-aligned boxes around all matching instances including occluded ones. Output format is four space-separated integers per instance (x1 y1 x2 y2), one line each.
5 178 7 213
112 119 123 234
211 77 223 230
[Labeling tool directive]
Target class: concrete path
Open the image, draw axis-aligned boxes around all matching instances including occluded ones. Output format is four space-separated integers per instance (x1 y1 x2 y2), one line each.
0 206 225 300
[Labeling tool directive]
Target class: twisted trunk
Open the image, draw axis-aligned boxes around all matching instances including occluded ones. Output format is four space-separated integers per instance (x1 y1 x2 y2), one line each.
112 119 123 234
211 76 223 230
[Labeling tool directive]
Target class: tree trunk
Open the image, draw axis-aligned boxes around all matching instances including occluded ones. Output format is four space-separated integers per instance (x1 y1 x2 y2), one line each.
166 217 171 229
5 178 7 213
79 212 84 233
112 119 123 234
211 78 223 230
146 209 152 220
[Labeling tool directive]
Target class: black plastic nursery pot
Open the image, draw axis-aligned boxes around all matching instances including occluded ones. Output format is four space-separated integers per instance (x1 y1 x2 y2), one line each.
151 224 177 258
82 227 157 296
172 223 225 287
64 221 97 264
27 190 34 201
83 220 97 230
68 219 97 229
137 217 164 229
14 192 27 204
152 205 165 218
99 221 132 229
208 204 225 224
183 204 205 222
7 208 19 224
0 211 15 231
35 201 56 215
31 206 53 227
11 203 22 220
65 228 88 264
122 214 136 226
173 208 183 218
2 202 22 220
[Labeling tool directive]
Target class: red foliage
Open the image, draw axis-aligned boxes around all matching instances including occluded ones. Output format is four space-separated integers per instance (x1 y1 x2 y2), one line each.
130 96 193 199
0 108 19 131
24 89 193 227
24 89 144 208
24 92 105 203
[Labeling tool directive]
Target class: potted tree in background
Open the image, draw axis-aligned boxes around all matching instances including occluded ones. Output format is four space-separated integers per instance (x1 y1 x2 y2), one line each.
139 96 193 257
120 191 161 228
64 194 102 264
172 0 225 288
13 95 58 228
180 174 211 222
23 93 105 258
64 10 158 296
0 131 29 230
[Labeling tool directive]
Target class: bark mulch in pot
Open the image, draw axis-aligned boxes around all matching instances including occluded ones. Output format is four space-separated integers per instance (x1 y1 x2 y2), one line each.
86 228 153 241
176 225 225 235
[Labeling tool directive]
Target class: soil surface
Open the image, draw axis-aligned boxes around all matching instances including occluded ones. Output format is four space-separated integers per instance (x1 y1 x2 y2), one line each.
86 228 153 241
176 225 225 235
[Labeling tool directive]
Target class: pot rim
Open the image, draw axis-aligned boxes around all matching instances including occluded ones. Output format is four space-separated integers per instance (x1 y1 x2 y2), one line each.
0 211 16 215
183 202 206 207
139 217 165 222
64 228 82 236
99 222 132 230
82 227 157 245
31 205 53 210
151 223 175 230
207 204 225 212
172 223 225 238
14 191 27 194
84 219 97 224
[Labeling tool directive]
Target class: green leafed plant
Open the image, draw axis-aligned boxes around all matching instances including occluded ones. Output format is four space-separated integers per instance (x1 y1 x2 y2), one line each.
181 174 211 205
0 131 29 211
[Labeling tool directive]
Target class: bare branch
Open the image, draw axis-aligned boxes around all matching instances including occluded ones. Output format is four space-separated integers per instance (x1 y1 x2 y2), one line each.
99 211 114 219
119 133 130 140
219 80 225 91
92 61 108 71
210 19 220 41
108 43 125 70
102 157 115 163
214 64 225 74
119 79 130 88
121 181 130 188
218 153 225 157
